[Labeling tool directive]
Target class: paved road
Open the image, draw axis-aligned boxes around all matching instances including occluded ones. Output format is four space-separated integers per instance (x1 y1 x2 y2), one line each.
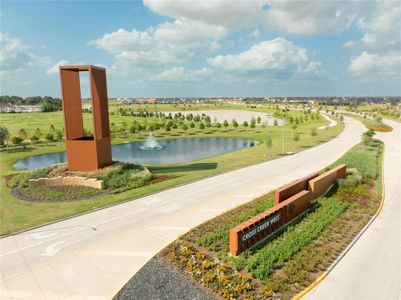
306 119 401 300
0 116 365 300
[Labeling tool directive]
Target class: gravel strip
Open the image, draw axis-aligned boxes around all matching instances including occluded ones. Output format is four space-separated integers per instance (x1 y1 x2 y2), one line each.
115 257 216 300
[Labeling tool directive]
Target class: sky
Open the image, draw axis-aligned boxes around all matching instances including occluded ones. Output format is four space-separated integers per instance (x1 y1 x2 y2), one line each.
0 0 400 98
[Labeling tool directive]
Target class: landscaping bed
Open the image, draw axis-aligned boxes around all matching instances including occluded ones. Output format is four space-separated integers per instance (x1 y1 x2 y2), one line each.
7 162 156 201
154 138 383 299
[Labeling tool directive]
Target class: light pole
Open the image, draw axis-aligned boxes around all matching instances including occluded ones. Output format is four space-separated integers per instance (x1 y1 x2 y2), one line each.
281 123 285 154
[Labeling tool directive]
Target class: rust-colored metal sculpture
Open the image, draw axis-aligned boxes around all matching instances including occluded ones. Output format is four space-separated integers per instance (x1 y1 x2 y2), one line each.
59 65 112 171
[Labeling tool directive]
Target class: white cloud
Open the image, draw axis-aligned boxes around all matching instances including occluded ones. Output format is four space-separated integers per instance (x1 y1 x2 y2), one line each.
345 1 401 78
143 0 264 30
348 51 401 76
46 59 70 74
0 33 42 71
264 1 357 35
347 1 400 51
250 29 260 38
207 38 320 76
144 0 358 35
89 19 226 68
153 67 212 82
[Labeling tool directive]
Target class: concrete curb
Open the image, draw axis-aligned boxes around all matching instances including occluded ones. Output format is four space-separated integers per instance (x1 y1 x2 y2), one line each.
292 142 386 300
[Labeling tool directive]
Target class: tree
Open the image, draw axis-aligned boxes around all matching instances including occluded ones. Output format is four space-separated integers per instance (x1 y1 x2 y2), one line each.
0 126 10 146
216 122 222 128
266 135 272 149
291 124 297 131
190 122 195 128
274 119 278 126
257 116 261 124
182 124 188 131
250 118 256 128
223 120 229 127
199 123 205 130
56 130 63 141
232 119 238 128
45 133 54 141
19 129 27 140
243 121 249 127
35 128 42 139
49 124 56 135
30 135 39 142
11 136 23 146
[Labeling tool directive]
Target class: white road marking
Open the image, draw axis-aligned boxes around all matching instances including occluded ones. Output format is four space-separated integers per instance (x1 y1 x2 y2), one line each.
40 241 65 257
29 232 58 240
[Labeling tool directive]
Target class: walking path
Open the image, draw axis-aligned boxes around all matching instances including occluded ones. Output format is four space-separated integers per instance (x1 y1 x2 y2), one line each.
306 119 401 300
0 116 365 300
318 114 337 130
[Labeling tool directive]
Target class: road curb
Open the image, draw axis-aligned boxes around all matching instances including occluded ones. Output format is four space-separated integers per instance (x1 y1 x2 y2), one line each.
292 142 386 300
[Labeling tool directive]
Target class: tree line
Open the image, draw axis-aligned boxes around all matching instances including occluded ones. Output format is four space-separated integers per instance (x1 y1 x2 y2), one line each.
0 96 62 112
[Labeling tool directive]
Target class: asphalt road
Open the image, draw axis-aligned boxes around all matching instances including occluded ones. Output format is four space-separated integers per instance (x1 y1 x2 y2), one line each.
306 119 401 300
0 116 366 300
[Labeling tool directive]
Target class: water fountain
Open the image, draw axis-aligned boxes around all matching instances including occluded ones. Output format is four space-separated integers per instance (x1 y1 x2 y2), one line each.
140 132 162 150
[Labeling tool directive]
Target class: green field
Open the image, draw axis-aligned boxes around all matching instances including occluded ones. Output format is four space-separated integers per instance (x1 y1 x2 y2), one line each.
0 106 343 234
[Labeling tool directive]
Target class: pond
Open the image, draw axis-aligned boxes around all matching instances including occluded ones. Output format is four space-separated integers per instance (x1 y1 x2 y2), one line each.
13 137 260 170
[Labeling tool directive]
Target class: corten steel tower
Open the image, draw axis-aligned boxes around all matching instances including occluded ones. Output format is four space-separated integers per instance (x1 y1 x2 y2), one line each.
59 65 112 171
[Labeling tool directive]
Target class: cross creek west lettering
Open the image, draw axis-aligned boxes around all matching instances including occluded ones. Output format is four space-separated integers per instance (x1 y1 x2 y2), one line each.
240 212 281 243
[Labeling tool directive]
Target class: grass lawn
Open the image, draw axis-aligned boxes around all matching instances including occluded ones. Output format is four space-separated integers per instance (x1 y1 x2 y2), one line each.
0 108 343 235
160 138 383 299
343 113 392 132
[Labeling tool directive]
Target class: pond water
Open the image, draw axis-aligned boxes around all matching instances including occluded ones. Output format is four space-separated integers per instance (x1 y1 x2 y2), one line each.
13 137 260 170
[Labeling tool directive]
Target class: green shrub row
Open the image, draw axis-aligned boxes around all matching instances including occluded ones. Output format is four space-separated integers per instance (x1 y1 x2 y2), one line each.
196 197 274 252
247 197 348 279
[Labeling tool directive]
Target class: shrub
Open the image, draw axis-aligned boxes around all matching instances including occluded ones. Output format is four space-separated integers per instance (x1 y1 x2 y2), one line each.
11 136 23 145
45 133 54 141
95 163 152 190
338 168 362 188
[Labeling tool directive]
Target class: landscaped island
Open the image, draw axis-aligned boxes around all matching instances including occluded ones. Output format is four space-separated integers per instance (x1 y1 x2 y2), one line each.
116 132 383 299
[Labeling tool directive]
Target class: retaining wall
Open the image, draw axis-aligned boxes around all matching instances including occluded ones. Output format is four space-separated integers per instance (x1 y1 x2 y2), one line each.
29 176 103 190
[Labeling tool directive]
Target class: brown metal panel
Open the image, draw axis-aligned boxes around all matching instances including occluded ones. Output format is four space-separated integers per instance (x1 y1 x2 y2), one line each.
274 172 319 205
66 140 98 171
60 69 84 140
95 137 112 168
90 67 110 139
59 65 112 171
